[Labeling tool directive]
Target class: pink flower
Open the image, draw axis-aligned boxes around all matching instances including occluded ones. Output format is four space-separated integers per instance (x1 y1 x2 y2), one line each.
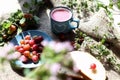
0 43 14 58
48 41 57 48
0 43 20 61
41 40 49 46
42 41 74 53
4 43 15 52
63 41 74 51
0 47 8 58
50 63 61 75
7 52 21 60
53 41 73 53
54 42 65 53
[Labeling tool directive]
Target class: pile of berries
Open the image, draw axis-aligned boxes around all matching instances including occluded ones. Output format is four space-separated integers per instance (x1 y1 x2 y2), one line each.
15 35 44 63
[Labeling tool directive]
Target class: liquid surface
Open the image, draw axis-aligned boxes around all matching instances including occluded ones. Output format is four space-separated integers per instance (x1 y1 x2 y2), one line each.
51 8 72 22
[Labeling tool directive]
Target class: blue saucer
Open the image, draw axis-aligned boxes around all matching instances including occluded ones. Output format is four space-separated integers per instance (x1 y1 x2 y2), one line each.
10 30 52 68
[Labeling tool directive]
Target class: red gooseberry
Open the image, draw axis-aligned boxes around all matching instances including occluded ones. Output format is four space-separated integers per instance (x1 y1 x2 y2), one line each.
23 51 30 57
32 55 39 63
20 39 25 44
18 48 24 54
24 35 31 40
23 44 31 51
90 63 96 70
29 40 35 46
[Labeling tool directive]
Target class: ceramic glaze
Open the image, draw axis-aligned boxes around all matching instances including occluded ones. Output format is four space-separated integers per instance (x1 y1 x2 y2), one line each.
50 7 79 34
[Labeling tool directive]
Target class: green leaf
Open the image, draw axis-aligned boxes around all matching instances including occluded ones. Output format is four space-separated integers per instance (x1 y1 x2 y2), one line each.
53 54 64 62
100 38 106 44
2 21 12 29
0 25 2 30
118 22 120 25
41 46 67 63
17 27 22 35
117 2 120 9
26 64 50 80
23 2 30 9
84 1 88 8
81 2 84 7
37 0 43 3
0 42 4 46
24 68 31 76
90 7 94 12
19 18 26 24
109 3 113 9
33 16 40 24
117 64 120 68
31 0 36 5
17 10 23 18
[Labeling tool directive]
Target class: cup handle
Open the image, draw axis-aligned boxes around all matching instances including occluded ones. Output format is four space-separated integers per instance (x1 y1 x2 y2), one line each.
69 19 80 29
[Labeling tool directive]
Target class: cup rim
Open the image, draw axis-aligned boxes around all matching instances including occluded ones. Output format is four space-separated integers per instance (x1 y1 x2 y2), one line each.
50 6 73 22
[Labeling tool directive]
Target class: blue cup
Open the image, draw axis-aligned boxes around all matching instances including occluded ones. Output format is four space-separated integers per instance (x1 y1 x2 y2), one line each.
50 6 79 34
